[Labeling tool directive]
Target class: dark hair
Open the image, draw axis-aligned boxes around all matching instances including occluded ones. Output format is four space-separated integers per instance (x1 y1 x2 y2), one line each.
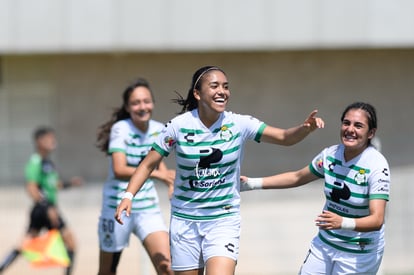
341 102 378 145
33 126 54 141
96 78 154 153
172 66 226 114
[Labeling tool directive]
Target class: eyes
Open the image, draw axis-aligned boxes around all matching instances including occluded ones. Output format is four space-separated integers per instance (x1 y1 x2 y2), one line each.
342 119 365 129
208 82 229 90
129 99 153 107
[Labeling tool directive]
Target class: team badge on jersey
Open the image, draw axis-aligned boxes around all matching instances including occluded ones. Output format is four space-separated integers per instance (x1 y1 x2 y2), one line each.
354 169 367 185
220 125 233 142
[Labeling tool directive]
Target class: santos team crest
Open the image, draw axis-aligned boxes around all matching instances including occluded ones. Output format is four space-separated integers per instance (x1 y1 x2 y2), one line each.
354 169 367 185
220 125 233 142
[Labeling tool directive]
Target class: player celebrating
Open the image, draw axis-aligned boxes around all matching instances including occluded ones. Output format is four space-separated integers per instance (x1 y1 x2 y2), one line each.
115 66 324 275
241 102 390 274
96 78 174 275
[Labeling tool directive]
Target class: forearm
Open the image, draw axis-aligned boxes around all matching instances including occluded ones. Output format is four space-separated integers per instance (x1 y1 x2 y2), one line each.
26 183 43 203
113 166 139 181
280 125 313 146
262 172 306 189
353 215 384 232
241 173 303 191
241 167 316 191
125 165 154 195
354 200 386 232
261 124 311 146
318 201 386 232
261 110 323 146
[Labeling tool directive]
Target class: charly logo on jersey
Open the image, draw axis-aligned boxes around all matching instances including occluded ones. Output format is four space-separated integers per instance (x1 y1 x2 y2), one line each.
354 169 367 185
219 125 233 142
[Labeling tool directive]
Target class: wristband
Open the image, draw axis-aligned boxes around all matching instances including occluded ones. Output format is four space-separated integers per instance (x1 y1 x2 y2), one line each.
122 191 134 201
240 177 263 191
341 217 356 230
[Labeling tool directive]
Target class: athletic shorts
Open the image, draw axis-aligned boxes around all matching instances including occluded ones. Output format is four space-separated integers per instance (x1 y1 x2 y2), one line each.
28 202 65 231
169 215 240 271
98 207 168 253
299 236 384 275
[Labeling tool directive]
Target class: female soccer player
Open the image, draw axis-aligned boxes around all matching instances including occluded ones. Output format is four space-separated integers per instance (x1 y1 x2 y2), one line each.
241 102 390 275
96 78 174 275
115 66 324 275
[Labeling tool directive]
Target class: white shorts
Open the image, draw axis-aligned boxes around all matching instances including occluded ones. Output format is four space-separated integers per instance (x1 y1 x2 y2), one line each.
299 236 384 275
98 207 168 253
169 215 240 271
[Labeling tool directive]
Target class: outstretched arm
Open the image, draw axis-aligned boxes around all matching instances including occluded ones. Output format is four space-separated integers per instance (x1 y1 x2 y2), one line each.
241 166 319 191
114 149 163 224
261 110 324 146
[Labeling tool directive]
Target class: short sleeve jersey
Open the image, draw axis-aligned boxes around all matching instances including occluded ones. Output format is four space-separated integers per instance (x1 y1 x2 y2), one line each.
102 118 164 213
25 153 60 205
152 110 266 221
309 144 391 253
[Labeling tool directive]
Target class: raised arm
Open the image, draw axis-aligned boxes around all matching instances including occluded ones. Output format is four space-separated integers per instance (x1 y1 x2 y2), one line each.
114 149 164 224
261 110 324 146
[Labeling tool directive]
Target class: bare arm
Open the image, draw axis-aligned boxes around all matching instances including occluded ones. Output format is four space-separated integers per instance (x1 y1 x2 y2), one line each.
241 166 319 191
114 149 163 224
261 110 324 146
262 166 319 189
112 151 139 180
112 151 174 186
26 182 44 203
316 199 387 232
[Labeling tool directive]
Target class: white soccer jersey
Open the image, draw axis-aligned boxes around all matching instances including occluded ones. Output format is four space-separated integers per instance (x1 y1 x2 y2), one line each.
309 144 391 254
152 110 266 221
101 118 164 213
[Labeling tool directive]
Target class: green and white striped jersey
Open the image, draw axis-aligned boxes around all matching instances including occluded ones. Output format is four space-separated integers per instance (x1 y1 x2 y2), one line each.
102 118 164 213
153 109 266 221
310 144 390 253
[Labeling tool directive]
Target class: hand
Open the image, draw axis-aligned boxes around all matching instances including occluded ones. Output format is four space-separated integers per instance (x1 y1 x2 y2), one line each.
315 210 342 230
239 176 262 191
303 110 325 132
239 176 251 192
114 199 132 225
160 169 175 199
164 169 175 186
47 206 60 228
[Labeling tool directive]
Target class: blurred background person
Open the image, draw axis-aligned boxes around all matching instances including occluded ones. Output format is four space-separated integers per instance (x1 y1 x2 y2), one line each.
96 78 174 275
0 126 82 275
